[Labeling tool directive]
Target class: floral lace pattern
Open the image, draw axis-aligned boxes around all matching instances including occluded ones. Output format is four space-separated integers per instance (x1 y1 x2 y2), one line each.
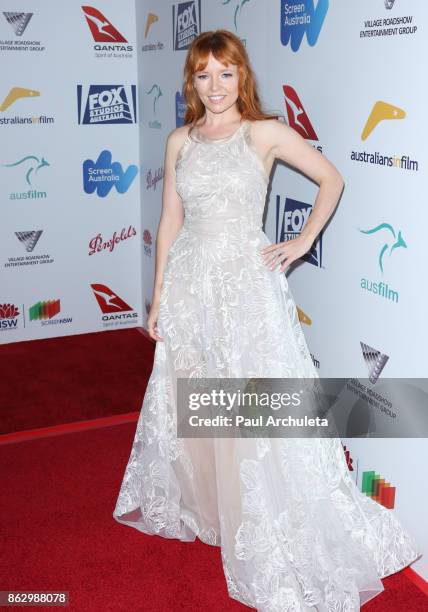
113 121 421 610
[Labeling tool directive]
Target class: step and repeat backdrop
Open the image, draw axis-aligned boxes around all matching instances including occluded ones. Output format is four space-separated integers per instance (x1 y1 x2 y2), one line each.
1 0 142 343
2 0 427 580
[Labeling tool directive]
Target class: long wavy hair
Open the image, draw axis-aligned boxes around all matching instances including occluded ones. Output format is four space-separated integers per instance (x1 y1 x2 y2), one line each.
183 29 278 125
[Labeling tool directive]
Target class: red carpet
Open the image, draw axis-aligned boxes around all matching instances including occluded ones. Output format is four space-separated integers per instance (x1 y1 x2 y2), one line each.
0 329 427 611
0 328 154 435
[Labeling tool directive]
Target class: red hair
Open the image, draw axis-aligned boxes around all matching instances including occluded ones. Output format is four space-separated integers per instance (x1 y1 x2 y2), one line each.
182 29 278 125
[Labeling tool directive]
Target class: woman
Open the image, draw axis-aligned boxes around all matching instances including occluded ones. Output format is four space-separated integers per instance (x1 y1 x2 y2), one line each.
113 30 420 611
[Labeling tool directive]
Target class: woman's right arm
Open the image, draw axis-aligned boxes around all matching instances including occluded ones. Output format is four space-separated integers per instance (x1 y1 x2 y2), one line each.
147 127 187 341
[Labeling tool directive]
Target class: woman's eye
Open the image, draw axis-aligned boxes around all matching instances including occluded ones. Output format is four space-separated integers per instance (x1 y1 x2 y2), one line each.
222 73 233 78
196 74 208 80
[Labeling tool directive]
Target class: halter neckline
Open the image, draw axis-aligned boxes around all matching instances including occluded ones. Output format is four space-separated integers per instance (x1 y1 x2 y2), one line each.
189 120 248 144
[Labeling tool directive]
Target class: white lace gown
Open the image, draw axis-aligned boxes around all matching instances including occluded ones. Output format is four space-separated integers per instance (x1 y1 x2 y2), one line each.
113 120 421 611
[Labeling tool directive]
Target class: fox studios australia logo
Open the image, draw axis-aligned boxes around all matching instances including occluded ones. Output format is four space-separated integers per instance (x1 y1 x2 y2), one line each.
280 0 329 52
173 0 201 50
276 196 323 268
77 85 137 125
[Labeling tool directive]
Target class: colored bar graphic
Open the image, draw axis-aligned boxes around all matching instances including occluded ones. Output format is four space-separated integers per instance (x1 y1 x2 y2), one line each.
29 299 60 321
362 470 396 509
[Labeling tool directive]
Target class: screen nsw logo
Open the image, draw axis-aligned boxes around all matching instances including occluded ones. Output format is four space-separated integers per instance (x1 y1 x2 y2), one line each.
173 0 201 50
83 150 138 197
280 0 329 52
77 85 137 124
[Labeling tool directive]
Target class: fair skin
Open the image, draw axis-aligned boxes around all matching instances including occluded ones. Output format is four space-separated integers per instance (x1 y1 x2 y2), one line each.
147 53 344 341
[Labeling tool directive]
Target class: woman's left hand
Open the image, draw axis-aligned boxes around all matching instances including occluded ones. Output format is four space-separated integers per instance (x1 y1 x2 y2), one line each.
259 235 314 273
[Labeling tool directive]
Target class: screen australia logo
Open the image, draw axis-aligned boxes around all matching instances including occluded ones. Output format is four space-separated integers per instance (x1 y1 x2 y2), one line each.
83 150 138 197
280 0 329 52
77 85 137 124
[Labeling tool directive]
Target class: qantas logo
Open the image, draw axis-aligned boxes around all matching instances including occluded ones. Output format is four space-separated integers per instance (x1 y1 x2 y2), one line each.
90 283 132 313
283 85 318 140
81 5 127 42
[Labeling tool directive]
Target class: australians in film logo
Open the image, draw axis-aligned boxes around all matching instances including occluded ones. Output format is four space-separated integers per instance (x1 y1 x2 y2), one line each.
142 12 164 52
29 299 72 326
4 230 54 269
81 5 133 57
89 225 137 256
0 86 54 125
1 11 46 52
280 0 329 52
173 0 201 51
276 196 323 268
357 221 406 304
2 153 50 200
283 85 322 153
77 85 137 125
83 150 138 197
90 283 138 327
0 303 21 332
351 100 418 172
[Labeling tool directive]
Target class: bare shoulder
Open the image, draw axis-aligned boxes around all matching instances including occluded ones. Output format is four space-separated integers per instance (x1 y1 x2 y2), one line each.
167 125 191 149
249 118 291 141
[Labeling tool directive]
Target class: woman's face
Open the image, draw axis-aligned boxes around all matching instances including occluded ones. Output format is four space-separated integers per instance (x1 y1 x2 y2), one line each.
193 52 239 116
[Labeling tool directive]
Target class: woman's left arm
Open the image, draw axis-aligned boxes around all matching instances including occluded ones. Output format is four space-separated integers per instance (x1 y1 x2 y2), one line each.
259 119 345 272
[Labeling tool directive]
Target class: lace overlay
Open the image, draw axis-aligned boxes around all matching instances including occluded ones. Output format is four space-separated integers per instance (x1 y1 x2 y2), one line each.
113 120 421 610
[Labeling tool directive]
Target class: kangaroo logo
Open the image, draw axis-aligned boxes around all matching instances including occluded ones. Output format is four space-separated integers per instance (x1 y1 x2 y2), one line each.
358 222 407 274
145 83 162 114
280 0 329 52
3 155 50 186
283 85 318 140
83 150 138 197
221 0 252 31
81 5 127 42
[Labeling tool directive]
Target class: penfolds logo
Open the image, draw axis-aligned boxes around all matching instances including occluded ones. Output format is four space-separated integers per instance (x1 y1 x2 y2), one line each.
146 166 164 190
88 225 137 256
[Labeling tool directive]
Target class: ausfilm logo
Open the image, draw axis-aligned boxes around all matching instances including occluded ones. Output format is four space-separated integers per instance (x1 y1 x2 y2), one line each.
145 83 162 129
88 225 137 256
90 283 138 327
358 221 406 304
275 195 323 268
1 11 46 52
29 299 72 326
282 85 322 153
2 154 50 200
142 12 164 52
360 1 417 40
146 166 164 190
0 303 21 332
173 0 201 51
351 101 418 172
0 87 54 126
4 230 54 269
77 85 137 125
81 5 133 58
